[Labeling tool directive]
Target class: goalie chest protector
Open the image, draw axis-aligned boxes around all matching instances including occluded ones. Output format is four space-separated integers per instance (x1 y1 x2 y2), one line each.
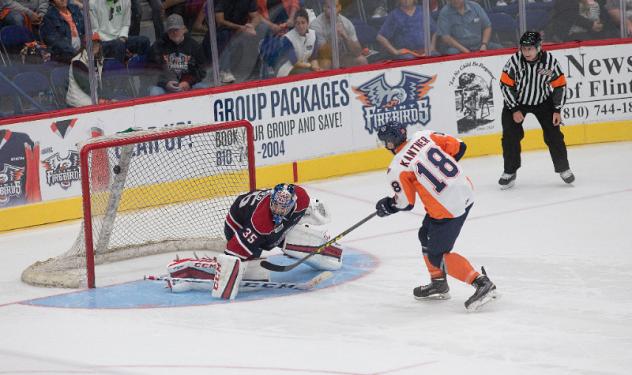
225 186 310 257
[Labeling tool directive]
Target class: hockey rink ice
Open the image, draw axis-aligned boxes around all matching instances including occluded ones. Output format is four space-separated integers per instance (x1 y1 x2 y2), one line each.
1 141 631 375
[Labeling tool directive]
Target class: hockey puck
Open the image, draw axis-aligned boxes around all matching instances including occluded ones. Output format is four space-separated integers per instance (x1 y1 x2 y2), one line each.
113 165 121 174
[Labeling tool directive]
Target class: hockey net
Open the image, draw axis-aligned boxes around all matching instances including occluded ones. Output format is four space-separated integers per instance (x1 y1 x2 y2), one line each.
22 121 255 288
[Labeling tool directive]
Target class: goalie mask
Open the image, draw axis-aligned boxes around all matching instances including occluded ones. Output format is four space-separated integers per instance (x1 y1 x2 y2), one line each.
377 121 407 154
270 183 297 225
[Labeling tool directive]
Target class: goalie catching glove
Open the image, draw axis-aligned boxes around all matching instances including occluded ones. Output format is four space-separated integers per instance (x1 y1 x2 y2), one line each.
301 198 331 225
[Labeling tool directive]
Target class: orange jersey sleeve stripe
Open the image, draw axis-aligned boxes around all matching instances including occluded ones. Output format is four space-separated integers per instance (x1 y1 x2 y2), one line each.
550 74 567 88
400 171 454 219
500 71 515 86
430 133 460 157
399 170 419 206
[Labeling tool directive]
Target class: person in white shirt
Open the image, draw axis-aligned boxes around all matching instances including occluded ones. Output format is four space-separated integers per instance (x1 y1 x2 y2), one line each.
275 8 321 77
89 0 149 62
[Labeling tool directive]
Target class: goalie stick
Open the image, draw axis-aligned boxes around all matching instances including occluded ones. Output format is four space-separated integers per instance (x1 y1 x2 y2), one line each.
144 271 333 292
260 211 378 272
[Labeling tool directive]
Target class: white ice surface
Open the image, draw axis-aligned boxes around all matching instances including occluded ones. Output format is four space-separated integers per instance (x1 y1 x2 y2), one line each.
1 141 631 375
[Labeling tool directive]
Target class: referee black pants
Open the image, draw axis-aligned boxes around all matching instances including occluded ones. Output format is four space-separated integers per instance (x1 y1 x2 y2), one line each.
501 97 570 174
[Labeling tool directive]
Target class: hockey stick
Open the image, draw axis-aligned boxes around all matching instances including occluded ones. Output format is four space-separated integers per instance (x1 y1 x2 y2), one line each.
260 211 378 272
145 271 333 292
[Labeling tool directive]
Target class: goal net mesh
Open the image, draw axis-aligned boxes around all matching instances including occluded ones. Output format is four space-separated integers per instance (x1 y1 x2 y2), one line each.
22 122 254 288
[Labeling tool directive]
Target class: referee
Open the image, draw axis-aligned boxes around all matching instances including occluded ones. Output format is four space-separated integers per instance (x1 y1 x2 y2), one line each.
498 31 574 189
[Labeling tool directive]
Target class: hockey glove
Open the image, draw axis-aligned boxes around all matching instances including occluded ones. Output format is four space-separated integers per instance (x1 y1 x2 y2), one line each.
376 197 399 217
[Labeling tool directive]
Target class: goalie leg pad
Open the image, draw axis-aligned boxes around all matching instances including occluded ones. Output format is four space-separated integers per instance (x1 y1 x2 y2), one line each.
212 254 246 300
167 257 218 280
243 258 270 282
167 277 214 293
283 223 343 271
284 243 343 271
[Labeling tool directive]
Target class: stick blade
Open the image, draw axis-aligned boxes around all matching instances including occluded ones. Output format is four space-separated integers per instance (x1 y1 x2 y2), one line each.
260 259 293 272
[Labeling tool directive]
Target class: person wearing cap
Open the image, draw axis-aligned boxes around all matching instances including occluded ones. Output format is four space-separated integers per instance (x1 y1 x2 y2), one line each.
498 31 574 189
89 0 149 63
147 13 207 96
66 32 116 107
41 0 84 63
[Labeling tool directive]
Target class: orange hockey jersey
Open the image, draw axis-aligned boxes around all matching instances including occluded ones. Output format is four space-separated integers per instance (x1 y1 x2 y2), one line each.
386 130 474 219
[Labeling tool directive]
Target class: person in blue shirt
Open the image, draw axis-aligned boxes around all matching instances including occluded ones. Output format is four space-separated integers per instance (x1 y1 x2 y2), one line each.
436 0 501 55
376 0 438 59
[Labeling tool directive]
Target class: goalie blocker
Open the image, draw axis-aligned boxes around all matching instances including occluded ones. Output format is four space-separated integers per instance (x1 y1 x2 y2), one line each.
163 196 343 299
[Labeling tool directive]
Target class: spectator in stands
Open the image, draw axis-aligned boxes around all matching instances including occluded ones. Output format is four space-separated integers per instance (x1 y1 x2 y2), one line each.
376 0 438 59
310 0 367 69
0 0 43 27
129 0 142 37
66 33 114 107
436 0 501 55
17 0 48 20
546 0 615 42
89 0 150 63
125 0 165 40
147 14 207 95
204 0 262 84
274 7 320 77
40 0 83 63
146 0 165 39
257 0 298 36
342 0 440 20
163 0 204 31
605 0 632 36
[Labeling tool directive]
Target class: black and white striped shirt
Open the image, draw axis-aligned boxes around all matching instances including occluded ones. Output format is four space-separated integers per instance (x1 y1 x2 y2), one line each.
500 50 567 112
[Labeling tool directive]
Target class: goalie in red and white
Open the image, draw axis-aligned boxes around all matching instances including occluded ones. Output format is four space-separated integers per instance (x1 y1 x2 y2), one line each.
164 183 342 299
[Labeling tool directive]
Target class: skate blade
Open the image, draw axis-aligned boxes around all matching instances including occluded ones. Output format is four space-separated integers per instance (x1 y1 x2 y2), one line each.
414 292 451 301
466 290 499 312
499 181 515 190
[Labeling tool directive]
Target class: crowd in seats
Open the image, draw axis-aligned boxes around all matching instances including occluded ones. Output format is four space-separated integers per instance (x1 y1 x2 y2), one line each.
1 0 632 118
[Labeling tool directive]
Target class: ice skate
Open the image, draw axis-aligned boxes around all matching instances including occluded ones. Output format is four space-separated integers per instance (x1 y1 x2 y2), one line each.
560 169 575 184
465 267 498 311
498 172 516 190
413 277 450 300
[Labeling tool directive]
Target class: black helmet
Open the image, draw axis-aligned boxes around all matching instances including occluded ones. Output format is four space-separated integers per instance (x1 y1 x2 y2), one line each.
377 121 407 152
520 31 542 48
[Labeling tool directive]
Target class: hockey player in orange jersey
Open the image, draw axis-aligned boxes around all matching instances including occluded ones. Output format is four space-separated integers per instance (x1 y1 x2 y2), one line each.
374 121 498 311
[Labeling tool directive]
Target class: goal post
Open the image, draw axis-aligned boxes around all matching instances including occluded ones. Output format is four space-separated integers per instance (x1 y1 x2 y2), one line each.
22 120 256 289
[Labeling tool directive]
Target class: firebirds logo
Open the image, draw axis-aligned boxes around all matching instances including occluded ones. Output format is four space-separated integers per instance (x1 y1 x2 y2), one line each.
0 164 23 205
42 151 80 189
353 71 436 134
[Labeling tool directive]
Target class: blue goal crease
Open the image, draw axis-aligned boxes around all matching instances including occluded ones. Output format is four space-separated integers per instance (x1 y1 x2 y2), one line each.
21 248 377 309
